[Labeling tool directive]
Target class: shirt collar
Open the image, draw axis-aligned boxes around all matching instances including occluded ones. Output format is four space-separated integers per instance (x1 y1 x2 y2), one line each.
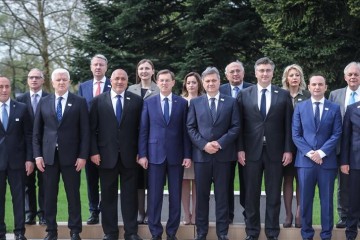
160 93 173 102
1 98 10 107
257 84 271 93
231 83 243 90
30 89 42 97
111 89 125 99
346 86 360 96
311 97 325 105
55 91 69 100
93 76 106 85
207 92 220 101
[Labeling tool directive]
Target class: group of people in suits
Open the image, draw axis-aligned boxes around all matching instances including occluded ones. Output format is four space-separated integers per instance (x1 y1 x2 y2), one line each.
1 54 360 240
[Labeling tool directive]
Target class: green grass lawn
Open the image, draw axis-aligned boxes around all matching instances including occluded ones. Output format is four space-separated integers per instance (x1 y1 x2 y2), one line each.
4 169 339 232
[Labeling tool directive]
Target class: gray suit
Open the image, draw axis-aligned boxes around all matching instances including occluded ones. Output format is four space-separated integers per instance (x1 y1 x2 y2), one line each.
127 82 160 99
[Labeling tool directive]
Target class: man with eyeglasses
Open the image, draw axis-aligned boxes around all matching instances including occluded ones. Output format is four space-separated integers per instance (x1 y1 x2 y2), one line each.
16 68 48 226
220 61 252 224
329 62 360 229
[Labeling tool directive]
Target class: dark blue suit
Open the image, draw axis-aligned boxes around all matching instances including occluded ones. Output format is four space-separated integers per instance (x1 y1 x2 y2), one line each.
0 100 32 236
187 94 240 238
219 81 252 221
340 102 360 239
292 99 342 239
78 78 111 215
138 94 191 237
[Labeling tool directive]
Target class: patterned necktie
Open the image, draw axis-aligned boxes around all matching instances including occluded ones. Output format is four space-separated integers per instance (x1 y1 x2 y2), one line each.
116 95 122 125
56 97 63 122
32 93 39 113
260 89 267 120
2 103 8 130
95 81 101 96
348 91 357 105
233 86 240 98
314 102 320 129
163 97 170 124
210 98 216 122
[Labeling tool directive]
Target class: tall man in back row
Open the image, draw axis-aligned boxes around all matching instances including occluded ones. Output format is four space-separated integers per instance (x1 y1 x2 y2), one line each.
237 57 293 240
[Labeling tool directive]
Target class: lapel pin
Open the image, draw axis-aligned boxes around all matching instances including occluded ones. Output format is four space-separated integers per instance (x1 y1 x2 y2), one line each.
357 105 360 108
298 98 303 101
126 97 130 100
15 118 19 121
325 107 329 111
68 103 72 106
274 90 278 93
220 98 224 101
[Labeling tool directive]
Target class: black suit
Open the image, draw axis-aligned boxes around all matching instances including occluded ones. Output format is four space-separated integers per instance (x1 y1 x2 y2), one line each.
16 91 48 219
237 85 293 238
0 100 32 236
33 92 90 234
219 81 252 221
90 91 143 238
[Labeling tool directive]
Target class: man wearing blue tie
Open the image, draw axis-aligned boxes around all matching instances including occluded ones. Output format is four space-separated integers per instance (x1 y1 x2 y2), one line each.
138 69 192 240
292 74 342 240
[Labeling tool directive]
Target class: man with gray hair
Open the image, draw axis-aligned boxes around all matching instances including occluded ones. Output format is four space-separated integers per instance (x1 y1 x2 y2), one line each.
187 67 240 240
33 68 90 240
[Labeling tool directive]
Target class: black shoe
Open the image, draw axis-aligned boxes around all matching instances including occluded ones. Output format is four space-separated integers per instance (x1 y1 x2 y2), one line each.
103 234 118 240
15 234 27 240
167 235 177 240
86 212 99 225
302 238 313 240
267 237 278 240
0 234 5 240
38 212 47 225
125 234 142 240
336 218 346 228
245 236 258 240
25 214 36 225
44 232 58 240
70 233 81 240
151 236 161 240
195 236 206 240
347 238 355 240
218 235 229 240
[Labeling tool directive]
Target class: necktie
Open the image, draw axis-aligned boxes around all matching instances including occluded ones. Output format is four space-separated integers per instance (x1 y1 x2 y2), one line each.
32 93 39 113
163 97 170 124
210 98 216 122
314 102 320 129
260 89 267 120
56 97 63 122
95 81 101 96
2 103 8 130
116 95 122 125
233 86 240 98
348 91 357 105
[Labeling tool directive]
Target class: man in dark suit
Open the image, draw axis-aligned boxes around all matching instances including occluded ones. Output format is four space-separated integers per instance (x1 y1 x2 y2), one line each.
33 68 90 240
237 57 293 240
89 69 143 240
187 67 240 240
16 68 48 226
293 74 342 240
0 76 33 240
219 60 252 223
78 54 111 225
138 69 192 240
328 62 360 228
341 96 360 240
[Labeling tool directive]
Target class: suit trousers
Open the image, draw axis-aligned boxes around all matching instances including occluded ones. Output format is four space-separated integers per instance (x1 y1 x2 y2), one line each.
147 161 183 237
337 162 350 219
0 169 25 235
99 154 138 238
194 159 232 237
43 150 82 234
25 168 44 216
298 165 336 239
85 160 100 213
345 169 360 239
244 146 283 238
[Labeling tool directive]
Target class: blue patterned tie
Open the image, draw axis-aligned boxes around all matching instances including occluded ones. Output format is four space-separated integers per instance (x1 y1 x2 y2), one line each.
260 89 267 120
116 95 122 125
210 98 216 122
163 97 170 124
314 102 320 129
233 86 239 98
56 97 63 122
2 103 8 130
348 91 356 105
32 93 39 113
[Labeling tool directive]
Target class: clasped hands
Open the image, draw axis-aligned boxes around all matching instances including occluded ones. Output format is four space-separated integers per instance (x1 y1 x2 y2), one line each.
203 141 220 154
308 150 323 165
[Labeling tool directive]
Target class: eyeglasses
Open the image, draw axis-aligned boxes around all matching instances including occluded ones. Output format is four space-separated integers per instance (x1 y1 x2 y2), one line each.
228 69 242 74
28 76 43 80
256 69 273 73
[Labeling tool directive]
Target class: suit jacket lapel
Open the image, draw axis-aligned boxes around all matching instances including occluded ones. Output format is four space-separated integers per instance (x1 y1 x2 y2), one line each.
104 92 118 124
305 100 317 130
214 95 225 123
267 86 279 119
25 93 35 118
4 101 16 131
319 100 331 131
252 86 262 120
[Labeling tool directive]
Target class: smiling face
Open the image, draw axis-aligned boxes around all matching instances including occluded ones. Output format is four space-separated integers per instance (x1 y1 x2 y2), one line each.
137 61 155 82
255 63 273 88
0 77 11 103
225 62 245 86
110 69 128 94
344 64 360 91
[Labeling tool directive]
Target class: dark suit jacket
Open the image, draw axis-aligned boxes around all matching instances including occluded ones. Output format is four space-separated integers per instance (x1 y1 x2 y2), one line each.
0 100 32 170
16 91 49 126
138 94 191 165
340 102 360 169
237 85 293 161
90 91 143 169
33 92 90 166
219 82 252 97
78 78 111 110
187 94 240 162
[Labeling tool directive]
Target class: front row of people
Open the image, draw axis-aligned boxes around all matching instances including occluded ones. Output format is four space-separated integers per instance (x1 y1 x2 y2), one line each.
0 57 359 240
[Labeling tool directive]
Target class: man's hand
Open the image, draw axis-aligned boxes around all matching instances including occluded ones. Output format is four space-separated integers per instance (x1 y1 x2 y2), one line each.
90 154 101 166
341 165 350 175
310 151 323 165
238 151 246 166
75 158 86 171
35 157 45 172
282 152 293 166
182 158 191 168
138 157 148 169
25 161 34 176
204 142 219 154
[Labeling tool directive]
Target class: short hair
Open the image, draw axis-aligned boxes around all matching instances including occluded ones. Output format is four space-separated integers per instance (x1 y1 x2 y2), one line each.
308 73 327 84
156 69 175 81
344 62 360 75
281 64 306 91
136 59 156 84
51 68 70 81
181 72 204 97
28 68 44 79
201 67 220 80
254 57 275 71
225 60 244 74
91 54 108 64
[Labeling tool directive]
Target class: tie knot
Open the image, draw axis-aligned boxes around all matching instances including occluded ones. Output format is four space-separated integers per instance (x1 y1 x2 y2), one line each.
352 91 357 96
261 89 267 94
314 102 320 106
234 86 239 91
210 97 216 103
164 97 168 102
58 96 63 101
117 95 122 100
34 93 38 98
